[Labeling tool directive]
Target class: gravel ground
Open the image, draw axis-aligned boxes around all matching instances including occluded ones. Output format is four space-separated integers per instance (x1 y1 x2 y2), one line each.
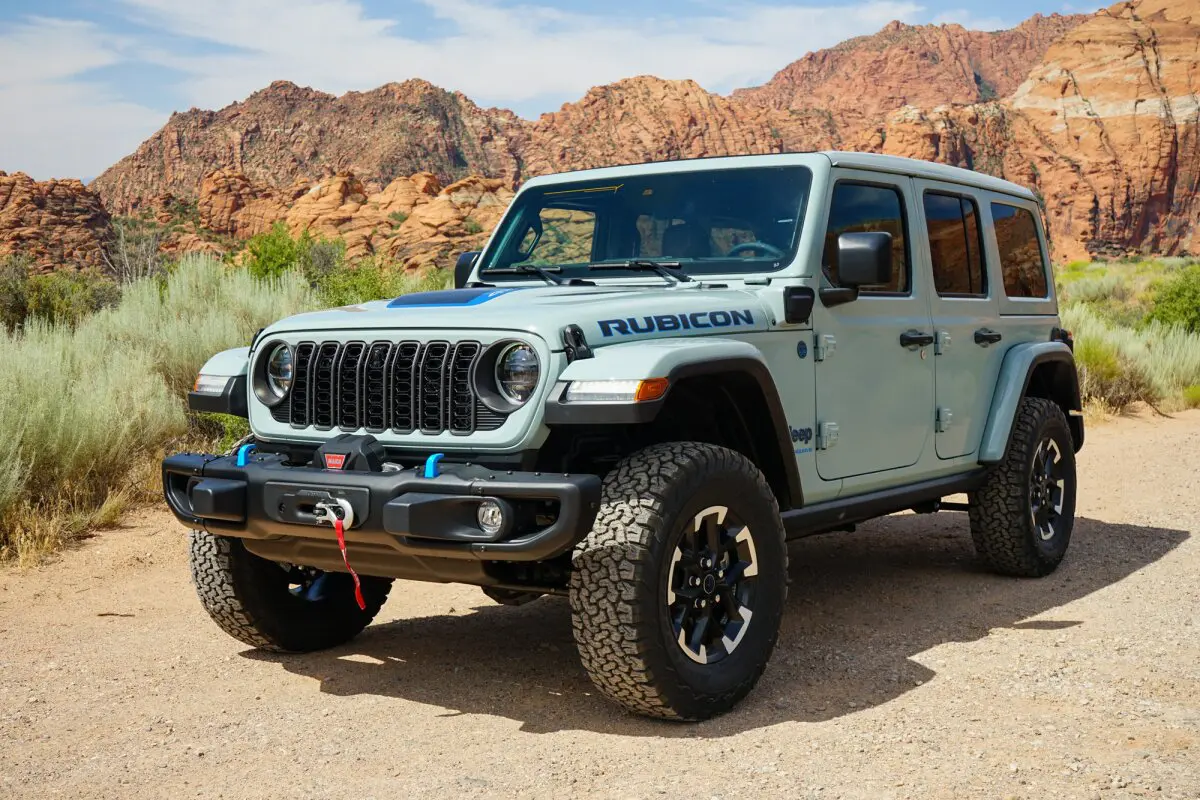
1 410 1198 799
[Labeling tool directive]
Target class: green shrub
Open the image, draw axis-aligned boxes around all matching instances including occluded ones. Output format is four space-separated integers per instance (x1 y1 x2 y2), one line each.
1063 303 1200 411
463 217 483 235
313 256 452 307
1073 335 1159 412
242 222 312 279
1146 265 1200 333
388 211 409 226
0 254 30 332
299 238 346 281
25 270 121 328
1183 385 1200 410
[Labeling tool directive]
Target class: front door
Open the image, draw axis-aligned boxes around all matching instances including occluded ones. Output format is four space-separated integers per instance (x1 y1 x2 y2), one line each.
814 174 935 481
914 183 1004 459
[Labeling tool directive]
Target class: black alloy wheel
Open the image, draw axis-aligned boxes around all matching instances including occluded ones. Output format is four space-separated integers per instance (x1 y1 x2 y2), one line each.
666 505 759 665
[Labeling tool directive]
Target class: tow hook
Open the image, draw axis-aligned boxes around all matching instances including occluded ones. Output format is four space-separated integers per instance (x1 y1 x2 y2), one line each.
313 498 365 610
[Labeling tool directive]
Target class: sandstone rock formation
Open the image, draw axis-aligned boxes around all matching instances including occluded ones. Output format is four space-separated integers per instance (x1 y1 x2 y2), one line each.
0 172 110 272
92 80 525 216
195 168 513 269
1000 0 1200 259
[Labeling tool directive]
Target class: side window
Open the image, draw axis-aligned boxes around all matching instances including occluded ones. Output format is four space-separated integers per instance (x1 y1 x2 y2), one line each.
823 182 909 293
524 207 596 266
923 192 986 296
991 202 1048 298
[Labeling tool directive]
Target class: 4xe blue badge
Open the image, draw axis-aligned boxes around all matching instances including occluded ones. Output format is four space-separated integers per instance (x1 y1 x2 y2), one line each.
797 341 808 359
598 309 754 337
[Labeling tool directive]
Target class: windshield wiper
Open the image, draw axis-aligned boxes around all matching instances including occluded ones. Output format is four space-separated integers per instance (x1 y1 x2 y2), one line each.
587 260 694 283
484 264 564 285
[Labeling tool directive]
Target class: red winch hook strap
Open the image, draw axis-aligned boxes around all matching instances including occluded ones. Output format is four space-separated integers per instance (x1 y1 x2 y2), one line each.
332 517 366 611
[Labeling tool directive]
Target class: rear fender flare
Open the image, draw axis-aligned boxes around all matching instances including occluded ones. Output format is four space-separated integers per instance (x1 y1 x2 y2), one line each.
979 342 1082 463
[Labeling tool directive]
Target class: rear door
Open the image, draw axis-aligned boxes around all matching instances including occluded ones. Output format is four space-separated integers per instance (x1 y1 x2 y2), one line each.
813 172 935 481
913 183 1003 459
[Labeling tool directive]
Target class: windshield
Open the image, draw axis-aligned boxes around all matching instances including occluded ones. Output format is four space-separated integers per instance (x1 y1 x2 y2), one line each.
479 165 812 280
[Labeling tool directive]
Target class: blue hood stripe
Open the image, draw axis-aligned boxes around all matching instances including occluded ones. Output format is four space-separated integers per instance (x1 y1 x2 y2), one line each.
386 288 524 309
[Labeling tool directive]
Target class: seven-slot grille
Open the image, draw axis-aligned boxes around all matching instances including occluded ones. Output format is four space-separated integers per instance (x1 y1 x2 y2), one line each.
269 340 503 435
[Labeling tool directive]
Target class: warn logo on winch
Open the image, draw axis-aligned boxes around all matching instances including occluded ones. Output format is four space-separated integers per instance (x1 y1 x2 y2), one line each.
323 453 347 470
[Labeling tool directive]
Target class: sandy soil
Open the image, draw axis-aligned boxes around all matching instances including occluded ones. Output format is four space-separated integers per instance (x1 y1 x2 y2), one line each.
2 411 1198 799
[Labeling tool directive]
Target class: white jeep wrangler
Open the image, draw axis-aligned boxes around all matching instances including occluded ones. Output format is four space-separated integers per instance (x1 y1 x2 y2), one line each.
168 152 1083 720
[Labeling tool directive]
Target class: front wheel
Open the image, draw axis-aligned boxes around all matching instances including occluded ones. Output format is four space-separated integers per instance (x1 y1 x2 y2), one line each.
969 397 1078 577
189 531 392 652
569 442 788 720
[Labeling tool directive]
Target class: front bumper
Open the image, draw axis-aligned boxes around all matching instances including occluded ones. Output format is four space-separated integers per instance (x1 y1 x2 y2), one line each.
162 451 601 563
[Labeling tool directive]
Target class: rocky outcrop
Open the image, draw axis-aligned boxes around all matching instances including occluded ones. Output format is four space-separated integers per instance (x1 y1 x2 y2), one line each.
193 168 513 269
92 80 525 216
0 172 110 272
1000 0 1200 259
734 14 1086 150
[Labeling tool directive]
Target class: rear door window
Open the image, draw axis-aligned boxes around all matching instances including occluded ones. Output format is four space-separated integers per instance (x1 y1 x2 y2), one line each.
924 192 986 296
991 203 1048 298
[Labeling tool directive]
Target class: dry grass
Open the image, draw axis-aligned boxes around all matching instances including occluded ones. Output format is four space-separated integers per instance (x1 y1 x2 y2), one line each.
0 256 316 563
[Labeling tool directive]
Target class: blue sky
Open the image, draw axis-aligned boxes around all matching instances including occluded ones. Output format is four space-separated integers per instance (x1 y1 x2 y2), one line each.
0 0 1091 181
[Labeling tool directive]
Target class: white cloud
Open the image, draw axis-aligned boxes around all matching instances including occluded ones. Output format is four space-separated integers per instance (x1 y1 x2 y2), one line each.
121 0 927 108
3 0 944 179
0 17 167 179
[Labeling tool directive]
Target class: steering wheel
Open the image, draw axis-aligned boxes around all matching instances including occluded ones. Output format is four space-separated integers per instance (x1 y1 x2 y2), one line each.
727 241 786 259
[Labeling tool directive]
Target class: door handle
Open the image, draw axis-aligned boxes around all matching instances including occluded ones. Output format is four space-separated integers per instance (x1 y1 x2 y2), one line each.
974 328 1003 347
899 330 935 349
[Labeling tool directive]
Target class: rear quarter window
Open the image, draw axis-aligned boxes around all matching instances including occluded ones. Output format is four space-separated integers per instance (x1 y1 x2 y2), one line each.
991 203 1048 298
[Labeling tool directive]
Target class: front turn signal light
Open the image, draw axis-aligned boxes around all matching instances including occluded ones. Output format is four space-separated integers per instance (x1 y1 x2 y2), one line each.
564 378 669 403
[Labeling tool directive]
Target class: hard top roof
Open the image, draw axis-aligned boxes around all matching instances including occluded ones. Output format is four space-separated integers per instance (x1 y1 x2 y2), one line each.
521 151 1037 202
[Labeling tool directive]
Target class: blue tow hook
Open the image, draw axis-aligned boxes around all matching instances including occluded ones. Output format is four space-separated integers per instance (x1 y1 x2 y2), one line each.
236 443 257 467
423 453 445 479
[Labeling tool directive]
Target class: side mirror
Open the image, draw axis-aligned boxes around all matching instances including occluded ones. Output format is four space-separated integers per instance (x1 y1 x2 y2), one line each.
837 232 893 287
454 251 480 289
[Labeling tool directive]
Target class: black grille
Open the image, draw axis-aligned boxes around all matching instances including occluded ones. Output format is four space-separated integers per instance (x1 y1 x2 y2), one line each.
274 340 500 435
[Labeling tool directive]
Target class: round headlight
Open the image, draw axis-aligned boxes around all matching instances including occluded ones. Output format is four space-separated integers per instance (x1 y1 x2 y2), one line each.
266 344 293 400
494 343 539 404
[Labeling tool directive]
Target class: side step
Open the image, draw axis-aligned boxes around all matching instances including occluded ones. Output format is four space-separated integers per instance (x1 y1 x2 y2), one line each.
781 470 986 539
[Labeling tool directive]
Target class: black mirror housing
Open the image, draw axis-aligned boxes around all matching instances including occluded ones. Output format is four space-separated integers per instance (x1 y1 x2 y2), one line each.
454 251 480 289
837 232 893 287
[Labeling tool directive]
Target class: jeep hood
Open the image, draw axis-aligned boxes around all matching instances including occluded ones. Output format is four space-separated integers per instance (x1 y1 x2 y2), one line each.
261 284 771 346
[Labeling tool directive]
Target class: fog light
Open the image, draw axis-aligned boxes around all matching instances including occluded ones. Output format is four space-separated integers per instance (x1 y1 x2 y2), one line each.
477 499 505 536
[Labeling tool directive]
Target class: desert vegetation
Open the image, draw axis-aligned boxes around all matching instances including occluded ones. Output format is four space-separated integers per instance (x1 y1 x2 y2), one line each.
0 228 450 563
1057 258 1200 414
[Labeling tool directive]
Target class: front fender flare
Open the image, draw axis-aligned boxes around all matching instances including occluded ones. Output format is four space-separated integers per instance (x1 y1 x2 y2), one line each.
543 337 803 506
979 342 1082 463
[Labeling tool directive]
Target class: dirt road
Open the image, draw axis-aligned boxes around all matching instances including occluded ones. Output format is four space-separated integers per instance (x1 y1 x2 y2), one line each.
2 412 1198 799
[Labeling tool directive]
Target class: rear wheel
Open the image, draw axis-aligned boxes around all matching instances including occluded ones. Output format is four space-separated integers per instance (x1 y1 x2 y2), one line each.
189 531 392 652
970 397 1077 577
569 442 788 720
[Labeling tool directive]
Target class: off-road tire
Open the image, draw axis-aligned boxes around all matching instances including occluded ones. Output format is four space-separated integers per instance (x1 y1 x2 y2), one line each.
189 531 392 652
969 397 1077 577
569 442 788 720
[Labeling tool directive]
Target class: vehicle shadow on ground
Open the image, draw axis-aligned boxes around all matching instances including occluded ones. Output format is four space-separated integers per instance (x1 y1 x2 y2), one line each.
242 513 1188 736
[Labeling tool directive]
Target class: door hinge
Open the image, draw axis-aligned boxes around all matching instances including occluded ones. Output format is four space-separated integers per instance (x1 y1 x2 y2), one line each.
817 421 840 450
814 333 837 361
935 330 952 355
936 407 953 432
